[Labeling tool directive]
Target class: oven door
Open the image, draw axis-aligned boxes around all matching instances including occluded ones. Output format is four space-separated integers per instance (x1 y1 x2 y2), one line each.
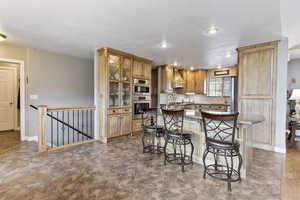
134 102 150 117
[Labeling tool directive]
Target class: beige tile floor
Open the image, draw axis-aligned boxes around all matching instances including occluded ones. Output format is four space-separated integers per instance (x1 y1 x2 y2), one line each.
0 131 20 154
0 136 285 200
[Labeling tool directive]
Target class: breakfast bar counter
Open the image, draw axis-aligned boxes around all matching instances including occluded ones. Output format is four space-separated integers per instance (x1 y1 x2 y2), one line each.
157 110 265 178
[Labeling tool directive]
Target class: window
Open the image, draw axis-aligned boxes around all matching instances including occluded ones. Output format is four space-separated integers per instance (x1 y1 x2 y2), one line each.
207 77 232 97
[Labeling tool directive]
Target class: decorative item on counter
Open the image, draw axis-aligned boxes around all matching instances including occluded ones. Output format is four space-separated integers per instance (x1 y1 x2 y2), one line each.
289 89 300 117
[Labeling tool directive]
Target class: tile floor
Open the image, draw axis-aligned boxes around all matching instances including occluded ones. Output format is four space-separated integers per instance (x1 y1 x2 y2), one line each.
0 136 284 200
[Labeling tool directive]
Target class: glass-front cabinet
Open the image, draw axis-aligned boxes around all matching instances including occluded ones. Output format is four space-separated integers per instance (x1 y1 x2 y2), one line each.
108 54 132 108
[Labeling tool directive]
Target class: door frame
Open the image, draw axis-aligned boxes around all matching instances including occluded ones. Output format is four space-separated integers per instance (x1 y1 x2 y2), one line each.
0 58 25 140
0 66 17 130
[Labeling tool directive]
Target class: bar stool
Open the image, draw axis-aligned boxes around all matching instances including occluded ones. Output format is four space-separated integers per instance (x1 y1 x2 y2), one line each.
162 109 194 172
201 111 242 192
141 108 164 154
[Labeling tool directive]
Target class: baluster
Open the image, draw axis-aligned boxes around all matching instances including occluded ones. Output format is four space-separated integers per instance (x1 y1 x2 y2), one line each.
86 110 89 138
82 110 84 141
62 111 65 145
51 112 53 148
91 109 93 138
68 111 70 144
57 112 59 146
77 110 80 142
73 110 75 143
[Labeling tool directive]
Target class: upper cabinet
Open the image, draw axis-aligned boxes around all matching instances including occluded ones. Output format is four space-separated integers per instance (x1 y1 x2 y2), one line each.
194 70 207 94
185 70 195 93
133 58 152 79
159 65 207 94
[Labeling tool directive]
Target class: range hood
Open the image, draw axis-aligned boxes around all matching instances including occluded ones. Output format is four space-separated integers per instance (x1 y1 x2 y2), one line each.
173 69 185 89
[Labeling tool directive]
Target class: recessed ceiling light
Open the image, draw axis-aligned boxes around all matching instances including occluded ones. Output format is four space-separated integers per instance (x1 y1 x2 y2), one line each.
217 65 222 69
208 26 219 35
0 33 7 42
190 66 194 70
160 41 168 48
174 61 178 66
225 51 232 58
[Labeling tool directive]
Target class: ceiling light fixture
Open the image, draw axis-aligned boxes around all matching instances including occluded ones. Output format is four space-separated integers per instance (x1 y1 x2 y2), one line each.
161 41 168 48
0 33 7 42
190 66 194 70
217 65 222 69
174 61 178 66
208 26 218 35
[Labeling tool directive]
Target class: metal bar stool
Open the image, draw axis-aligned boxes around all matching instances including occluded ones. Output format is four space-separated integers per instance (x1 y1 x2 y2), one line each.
201 111 242 192
162 109 194 172
141 108 164 154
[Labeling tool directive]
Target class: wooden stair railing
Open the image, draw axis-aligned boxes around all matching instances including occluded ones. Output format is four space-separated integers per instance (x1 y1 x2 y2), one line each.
30 105 96 152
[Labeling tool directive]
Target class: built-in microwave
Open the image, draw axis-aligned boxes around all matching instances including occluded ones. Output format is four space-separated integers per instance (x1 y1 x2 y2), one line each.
133 79 150 95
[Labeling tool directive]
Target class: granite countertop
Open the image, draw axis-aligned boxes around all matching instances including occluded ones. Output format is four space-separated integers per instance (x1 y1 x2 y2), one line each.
164 103 231 106
184 110 264 125
159 109 265 126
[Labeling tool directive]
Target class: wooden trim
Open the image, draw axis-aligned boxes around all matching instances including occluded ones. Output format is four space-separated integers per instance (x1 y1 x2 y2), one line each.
37 105 48 152
47 106 96 112
47 139 97 151
98 47 133 58
133 55 153 64
237 41 279 52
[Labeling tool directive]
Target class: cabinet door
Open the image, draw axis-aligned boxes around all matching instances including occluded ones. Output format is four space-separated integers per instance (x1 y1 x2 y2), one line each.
121 57 131 82
109 82 120 107
194 70 207 94
121 82 131 106
133 61 143 78
108 55 121 81
108 115 120 138
143 63 152 80
185 70 195 92
120 114 132 135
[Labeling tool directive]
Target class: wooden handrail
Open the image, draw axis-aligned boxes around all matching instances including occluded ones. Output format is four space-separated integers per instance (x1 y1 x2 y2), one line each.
47 106 96 112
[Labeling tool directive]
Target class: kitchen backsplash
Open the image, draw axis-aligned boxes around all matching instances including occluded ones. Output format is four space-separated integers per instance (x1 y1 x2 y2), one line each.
159 93 230 105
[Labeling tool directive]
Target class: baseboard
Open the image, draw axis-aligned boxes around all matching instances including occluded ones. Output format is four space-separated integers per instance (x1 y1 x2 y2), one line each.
253 143 286 154
23 136 38 142
274 147 286 154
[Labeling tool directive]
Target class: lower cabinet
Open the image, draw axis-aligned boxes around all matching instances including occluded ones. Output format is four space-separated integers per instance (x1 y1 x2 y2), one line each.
132 119 143 132
108 113 132 138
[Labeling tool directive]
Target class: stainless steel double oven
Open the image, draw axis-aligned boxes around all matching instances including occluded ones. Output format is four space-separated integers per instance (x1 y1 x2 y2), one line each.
133 79 151 119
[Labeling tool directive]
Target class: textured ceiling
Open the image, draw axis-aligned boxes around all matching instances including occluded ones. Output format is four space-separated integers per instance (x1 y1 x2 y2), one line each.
0 0 282 68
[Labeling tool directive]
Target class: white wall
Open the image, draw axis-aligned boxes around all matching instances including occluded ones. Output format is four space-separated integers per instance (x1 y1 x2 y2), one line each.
275 38 288 153
0 43 94 137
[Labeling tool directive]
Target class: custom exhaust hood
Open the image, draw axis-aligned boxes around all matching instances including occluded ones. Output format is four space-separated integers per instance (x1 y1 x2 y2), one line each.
173 69 185 89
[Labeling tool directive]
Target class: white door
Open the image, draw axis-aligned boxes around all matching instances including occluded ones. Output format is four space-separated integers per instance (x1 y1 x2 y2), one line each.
0 68 15 131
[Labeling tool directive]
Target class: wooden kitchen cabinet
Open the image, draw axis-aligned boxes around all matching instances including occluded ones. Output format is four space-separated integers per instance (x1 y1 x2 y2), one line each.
133 60 143 78
143 63 152 79
108 115 120 138
120 114 132 135
194 70 207 94
238 41 278 149
185 70 195 93
133 59 152 79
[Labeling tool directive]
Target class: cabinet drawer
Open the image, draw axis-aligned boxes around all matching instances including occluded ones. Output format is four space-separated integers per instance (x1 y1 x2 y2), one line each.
121 108 132 113
133 119 143 132
109 108 121 115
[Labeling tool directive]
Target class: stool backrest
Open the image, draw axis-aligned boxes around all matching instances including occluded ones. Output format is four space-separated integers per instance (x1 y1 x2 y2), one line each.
162 109 184 135
201 111 239 144
142 108 159 129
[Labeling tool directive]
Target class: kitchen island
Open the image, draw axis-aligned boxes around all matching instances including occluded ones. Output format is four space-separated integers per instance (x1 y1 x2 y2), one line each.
157 109 264 178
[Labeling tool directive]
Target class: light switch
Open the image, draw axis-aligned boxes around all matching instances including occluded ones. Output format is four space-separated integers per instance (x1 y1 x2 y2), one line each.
30 94 39 100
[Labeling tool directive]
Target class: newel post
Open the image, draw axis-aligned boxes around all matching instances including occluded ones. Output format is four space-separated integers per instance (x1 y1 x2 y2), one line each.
37 105 48 152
